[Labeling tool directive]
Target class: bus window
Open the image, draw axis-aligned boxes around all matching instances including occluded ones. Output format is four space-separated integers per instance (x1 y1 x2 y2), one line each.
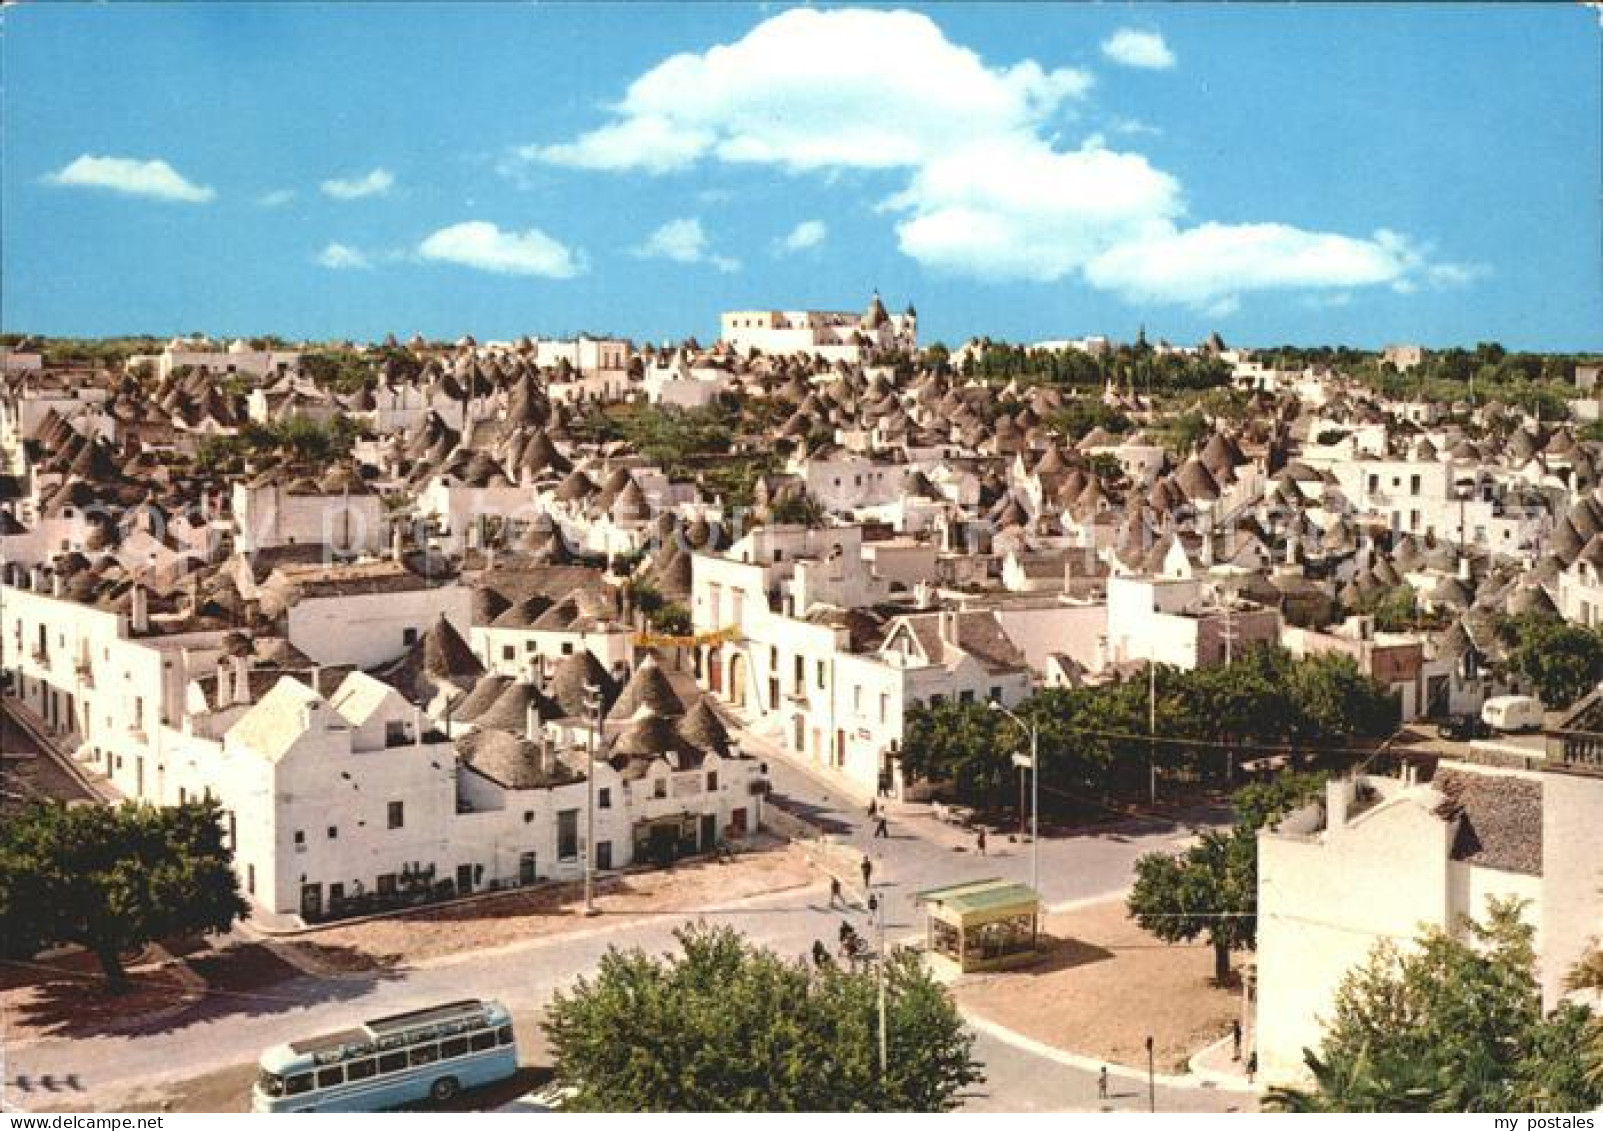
285 1073 314 1096
410 1044 439 1067
378 1051 407 1075
316 1067 344 1090
258 1072 285 1097
441 1037 469 1059
497 1025 514 1046
346 1059 376 1082
470 1031 496 1052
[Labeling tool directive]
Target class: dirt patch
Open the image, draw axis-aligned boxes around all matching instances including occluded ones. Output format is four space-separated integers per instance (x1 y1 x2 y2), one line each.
295 840 816 967
952 897 1241 1073
0 953 195 1042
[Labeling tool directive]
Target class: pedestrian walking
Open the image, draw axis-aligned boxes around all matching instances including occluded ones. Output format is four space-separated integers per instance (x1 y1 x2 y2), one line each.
829 876 843 908
874 815 889 838
860 855 873 890
838 919 853 948
868 798 878 819
1097 1067 1109 1100
1231 1019 1242 1062
812 939 830 968
1246 1052 1257 1084
976 828 987 856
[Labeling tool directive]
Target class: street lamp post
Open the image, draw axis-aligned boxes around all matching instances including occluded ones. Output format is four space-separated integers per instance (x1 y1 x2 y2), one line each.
990 700 1039 893
582 681 603 916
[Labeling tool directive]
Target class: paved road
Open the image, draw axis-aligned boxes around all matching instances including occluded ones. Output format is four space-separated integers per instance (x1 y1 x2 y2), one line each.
5 737 1240 1113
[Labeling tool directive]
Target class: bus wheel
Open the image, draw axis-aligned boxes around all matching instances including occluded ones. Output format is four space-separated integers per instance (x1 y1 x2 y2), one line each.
430 1076 460 1102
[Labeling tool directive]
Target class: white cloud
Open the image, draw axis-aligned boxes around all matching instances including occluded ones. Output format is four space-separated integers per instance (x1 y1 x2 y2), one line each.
256 188 296 207
634 217 740 272
320 168 395 200
885 136 1181 282
316 243 371 270
526 8 1090 174
45 155 214 202
778 220 828 254
417 221 583 278
1086 224 1433 309
527 8 1475 311
1101 28 1176 70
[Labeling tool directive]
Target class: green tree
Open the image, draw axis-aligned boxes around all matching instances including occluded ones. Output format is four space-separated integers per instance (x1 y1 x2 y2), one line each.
898 700 1011 808
1498 613 1603 709
1127 773 1325 983
0 799 248 987
1267 899 1600 1112
543 923 981 1111
1288 652 1399 743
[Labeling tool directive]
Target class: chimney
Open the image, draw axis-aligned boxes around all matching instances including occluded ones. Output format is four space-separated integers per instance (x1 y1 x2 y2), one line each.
526 696 541 739
215 659 232 709
231 655 251 706
1284 537 1298 567
51 571 63 598
1457 554 1470 582
941 607 958 646
413 707 424 748
131 585 149 633
1326 777 1355 830
391 524 404 562
29 565 45 593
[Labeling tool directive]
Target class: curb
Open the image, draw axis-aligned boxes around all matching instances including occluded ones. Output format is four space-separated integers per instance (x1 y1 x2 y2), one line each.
961 1012 1258 1095
1187 1033 1260 1092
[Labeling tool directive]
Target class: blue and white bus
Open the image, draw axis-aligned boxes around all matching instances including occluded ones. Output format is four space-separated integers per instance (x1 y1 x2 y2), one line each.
252 999 518 1113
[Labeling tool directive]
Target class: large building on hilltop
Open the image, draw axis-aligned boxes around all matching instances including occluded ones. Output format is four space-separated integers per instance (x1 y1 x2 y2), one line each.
719 293 916 362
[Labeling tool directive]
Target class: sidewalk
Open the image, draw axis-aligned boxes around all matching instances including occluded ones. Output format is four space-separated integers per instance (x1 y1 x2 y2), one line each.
2 698 120 804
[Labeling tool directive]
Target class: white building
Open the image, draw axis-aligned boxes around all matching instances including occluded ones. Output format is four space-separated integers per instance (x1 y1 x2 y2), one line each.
1256 760 1603 1086
720 294 916 363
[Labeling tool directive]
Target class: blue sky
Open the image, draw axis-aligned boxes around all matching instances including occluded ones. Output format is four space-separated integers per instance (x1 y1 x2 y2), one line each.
3 3 1599 350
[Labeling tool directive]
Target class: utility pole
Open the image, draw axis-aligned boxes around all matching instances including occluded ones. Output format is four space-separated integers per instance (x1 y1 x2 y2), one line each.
1145 1035 1156 1112
871 890 888 1078
582 680 602 916
1148 660 1158 808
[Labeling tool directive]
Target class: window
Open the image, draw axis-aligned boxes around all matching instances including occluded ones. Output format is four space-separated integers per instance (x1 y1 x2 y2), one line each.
596 841 612 870
402 627 418 646
959 690 974 703
377 873 397 896
377 1051 407 1075
498 1025 515 1046
470 1030 497 1053
441 1037 469 1059
247 864 256 894
346 1059 376 1082
879 693 889 724
707 771 719 791
793 655 805 695
598 787 611 809
1410 474 1421 496
990 686 1002 702
502 645 515 662
816 660 826 690
316 1066 344 1090
293 830 305 849
557 809 579 860
285 1074 313 1096
327 826 338 840
387 801 404 829
853 685 863 713
653 778 668 799
409 1045 439 1067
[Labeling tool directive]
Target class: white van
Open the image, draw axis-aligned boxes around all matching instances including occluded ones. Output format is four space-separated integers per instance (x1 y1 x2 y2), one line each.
1481 695 1543 734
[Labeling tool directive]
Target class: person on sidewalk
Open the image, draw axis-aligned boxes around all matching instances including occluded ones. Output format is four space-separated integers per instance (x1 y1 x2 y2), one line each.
860 856 873 890
829 876 844 909
1246 1052 1257 1084
1098 1067 1109 1100
868 798 878 819
976 828 987 856
873 815 889 838
1231 1019 1242 1062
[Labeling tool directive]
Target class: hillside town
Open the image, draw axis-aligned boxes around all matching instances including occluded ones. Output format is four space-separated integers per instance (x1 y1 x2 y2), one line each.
2 302 1603 1113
